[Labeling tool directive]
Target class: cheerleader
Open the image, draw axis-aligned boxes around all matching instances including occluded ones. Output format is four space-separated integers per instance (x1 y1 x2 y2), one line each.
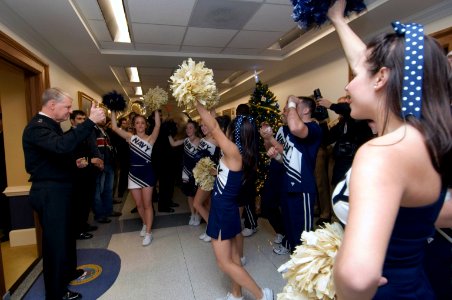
168 120 201 225
195 101 273 300
111 111 160 246
195 116 230 242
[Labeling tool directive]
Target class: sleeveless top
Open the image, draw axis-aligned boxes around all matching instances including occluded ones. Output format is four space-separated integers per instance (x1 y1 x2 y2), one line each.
332 168 446 299
182 138 199 181
196 137 220 164
129 135 152 166
206 158 243 240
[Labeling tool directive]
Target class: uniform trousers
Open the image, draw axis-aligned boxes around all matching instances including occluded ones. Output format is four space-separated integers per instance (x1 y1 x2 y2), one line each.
280 192 315 251
29 181 76 300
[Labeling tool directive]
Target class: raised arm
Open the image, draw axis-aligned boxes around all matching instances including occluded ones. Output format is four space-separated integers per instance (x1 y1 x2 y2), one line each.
111 111 132 140
286 96 309 138
148 110 161 145
168 135 184 147
259 124 283 153
195 102 241 171
327 0 367 74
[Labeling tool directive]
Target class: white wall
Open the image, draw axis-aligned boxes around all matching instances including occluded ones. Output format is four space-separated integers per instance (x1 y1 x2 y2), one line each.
216 14 451 121
0 23 101 102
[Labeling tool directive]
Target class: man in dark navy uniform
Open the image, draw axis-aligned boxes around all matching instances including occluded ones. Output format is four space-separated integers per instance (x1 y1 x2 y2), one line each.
22 88 105 300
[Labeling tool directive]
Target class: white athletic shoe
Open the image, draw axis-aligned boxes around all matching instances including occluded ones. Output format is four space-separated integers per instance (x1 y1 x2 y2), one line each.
140 224 146 237
188 215 195 225
273 233 284 244
215 292 244 300
241 227 256 237
260 288 274 300
192 214 201 226
203 235 211 242
199 232 207 240
240 256 246 266
142 233 153 246
273 244 289 255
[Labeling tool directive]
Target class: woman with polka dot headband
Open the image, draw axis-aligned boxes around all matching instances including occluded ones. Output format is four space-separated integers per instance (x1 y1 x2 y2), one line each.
327 0 452 299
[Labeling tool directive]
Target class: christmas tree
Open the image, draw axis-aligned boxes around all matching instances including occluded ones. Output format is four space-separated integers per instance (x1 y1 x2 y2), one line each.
249 80 282 195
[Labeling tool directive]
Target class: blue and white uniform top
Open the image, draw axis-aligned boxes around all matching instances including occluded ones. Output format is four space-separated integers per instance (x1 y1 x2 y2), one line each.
331 168 352 224
182 138 199 181
275 125 287 146
196 137 220 164
282 122 321 193
332 168 447 299
206 158 243 240
129 135 152 166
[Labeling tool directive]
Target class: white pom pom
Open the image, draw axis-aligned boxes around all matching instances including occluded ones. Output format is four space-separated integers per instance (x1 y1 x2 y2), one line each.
169 58 219 110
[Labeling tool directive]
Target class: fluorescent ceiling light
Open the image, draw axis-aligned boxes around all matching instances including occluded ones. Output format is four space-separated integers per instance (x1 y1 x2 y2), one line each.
126 67 140 83
98 0 131 43
135 86 143 96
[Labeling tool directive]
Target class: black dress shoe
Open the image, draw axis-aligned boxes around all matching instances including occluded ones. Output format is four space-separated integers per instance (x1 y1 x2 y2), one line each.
96 217 111 223
76 232 93 240
169 202 180 208
130 206 138 213
158 207 175 213
62 290 82 300
110 211 122 217
71 269 85 281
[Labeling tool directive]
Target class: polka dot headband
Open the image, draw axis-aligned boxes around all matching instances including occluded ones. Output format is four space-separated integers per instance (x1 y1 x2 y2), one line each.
234 115 254 155
392 21 425 119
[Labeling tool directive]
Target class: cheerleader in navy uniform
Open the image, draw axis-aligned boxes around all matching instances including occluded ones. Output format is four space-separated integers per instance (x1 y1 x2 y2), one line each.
193 118 222 242
169 120 201 225
327 1 452 299
111 111 160 246
195 102 273 300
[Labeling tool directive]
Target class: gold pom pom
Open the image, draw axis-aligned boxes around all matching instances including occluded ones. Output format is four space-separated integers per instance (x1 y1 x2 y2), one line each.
192 157 216 191
169 58 219 110
143 86 168 114
277 222 344 300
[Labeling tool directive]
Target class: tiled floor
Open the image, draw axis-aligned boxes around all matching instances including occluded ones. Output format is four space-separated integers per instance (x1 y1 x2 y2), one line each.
12 188 289 300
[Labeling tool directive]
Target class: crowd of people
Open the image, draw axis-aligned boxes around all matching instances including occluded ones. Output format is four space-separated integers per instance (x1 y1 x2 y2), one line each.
21 1 452 298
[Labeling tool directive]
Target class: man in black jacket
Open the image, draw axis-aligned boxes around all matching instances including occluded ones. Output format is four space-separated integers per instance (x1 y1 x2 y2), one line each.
318 96 374 186
22 88 105 300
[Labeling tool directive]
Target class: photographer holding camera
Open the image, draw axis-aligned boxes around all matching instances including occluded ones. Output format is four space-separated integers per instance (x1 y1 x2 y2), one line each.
317 95 374 187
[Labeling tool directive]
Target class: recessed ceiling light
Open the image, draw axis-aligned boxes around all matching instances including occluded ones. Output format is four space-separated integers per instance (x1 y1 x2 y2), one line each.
126 67 140 83
98 0 131 43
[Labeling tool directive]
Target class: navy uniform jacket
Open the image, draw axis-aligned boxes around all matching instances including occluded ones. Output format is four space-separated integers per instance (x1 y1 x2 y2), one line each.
22 113 96 182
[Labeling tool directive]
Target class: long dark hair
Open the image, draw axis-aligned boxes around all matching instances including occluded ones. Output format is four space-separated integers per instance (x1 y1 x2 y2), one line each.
366 33 452 183
227 116 258 182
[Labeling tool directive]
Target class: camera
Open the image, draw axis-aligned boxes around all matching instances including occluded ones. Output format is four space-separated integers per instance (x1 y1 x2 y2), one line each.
312 88 329 121
313 88 322 100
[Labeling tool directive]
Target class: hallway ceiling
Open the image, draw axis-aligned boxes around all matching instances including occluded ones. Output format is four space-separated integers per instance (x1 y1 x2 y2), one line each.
0 0 450 114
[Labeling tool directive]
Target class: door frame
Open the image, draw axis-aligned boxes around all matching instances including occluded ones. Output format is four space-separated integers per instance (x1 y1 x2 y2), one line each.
0 29 49 296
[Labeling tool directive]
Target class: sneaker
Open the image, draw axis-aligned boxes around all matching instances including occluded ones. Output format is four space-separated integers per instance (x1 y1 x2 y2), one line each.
273 244 290 255
203 235 211 242
140 224 146 237
189 215 194 225
273 233 284 244
192 214 201 226
240 256 246 266
199 232 207 240
215 292 244 300
142 233 153 246
241 227 255 237
260 288 273 300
